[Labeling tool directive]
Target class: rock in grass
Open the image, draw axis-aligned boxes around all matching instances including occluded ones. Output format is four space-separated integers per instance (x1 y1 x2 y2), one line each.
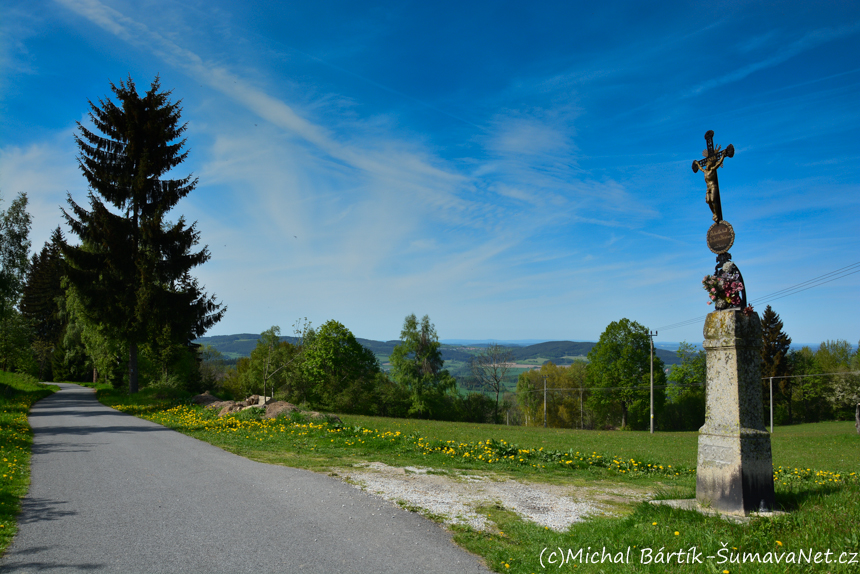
264 401 298 419
192 394 341 424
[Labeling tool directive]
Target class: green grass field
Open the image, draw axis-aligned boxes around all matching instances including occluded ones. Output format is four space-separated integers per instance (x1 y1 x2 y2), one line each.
85 386 860 573
10 382 860 572
0 372 56 555
338 415 859 474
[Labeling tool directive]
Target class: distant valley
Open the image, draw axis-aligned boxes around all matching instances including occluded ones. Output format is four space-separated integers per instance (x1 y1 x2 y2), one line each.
194 333 682 369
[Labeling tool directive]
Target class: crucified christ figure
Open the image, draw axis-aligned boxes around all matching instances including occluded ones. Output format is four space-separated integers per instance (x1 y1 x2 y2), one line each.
700 145 726 222
692 131 734 223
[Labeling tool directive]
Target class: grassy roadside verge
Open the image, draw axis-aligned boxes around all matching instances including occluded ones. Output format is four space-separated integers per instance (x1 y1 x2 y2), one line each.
95 385 859 573
0 372 57 555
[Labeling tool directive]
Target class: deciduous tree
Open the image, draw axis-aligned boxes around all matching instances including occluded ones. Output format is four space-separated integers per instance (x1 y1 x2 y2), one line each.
469 343 514 423
300 320 380 411
663 342 706 430
787 346 829 423
0 192 32 315
516 361 588 428
816 339 859 419
237 326 299 399
587 318 664 429
0 191 33 372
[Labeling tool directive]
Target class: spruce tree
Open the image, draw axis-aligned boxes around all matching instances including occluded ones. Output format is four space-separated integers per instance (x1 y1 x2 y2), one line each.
389 314 456 418
62 77 224 393
21 228 66 345
21 228 67 378
760 305 793 422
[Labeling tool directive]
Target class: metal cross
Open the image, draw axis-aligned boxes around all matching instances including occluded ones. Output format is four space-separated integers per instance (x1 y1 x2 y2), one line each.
693 130 734 171
692 130 734 222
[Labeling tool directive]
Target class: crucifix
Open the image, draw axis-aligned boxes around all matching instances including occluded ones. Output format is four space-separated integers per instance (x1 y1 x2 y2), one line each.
692 130 734 223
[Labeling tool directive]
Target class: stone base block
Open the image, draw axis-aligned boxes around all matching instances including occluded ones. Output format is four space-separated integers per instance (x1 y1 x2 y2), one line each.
649 499 787 523
696 430 775 515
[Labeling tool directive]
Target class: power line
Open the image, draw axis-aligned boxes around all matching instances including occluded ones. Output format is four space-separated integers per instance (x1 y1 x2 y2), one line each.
761 371 860 381
748 261 860 304
523 382 704 393
519 372 859 394
657 261 860 332
656 314 710 332
748 263 860 306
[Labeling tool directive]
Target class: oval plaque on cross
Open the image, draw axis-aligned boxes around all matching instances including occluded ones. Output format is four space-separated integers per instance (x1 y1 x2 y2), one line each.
707 221 735 254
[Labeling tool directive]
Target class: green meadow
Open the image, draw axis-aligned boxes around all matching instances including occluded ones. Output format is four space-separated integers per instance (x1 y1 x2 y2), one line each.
4 381 857 571
87 385 859 574
0 373 56 555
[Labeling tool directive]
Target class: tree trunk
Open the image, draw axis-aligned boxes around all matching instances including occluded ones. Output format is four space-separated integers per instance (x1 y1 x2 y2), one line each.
855 403 859 435
621 403 628 429
93 367 98 384
129 341 139 394
802 394 809 424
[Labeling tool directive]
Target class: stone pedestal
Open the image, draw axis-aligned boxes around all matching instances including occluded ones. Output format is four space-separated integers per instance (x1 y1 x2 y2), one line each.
697 310 774 515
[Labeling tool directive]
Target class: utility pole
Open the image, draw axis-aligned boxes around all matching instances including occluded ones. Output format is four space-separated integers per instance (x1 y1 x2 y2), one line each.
543 375 547 428
648 330 657 434
769 377 774 433
580 387 584 430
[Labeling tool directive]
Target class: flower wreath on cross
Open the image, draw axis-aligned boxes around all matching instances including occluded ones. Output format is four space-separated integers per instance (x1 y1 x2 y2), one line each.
702 267 744 308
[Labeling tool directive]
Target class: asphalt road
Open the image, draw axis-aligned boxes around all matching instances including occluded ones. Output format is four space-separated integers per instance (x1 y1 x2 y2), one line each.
1 384 490 574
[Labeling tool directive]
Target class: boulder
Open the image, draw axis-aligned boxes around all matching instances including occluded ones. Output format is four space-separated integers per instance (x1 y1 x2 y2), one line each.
218 403 244 417
264 401 298 419
204 400 235 411
306 411 343 425
193 396 341 423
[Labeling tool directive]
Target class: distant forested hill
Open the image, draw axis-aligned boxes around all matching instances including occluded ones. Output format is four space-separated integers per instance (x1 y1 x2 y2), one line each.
195 334 680 366
194 334 261 358
509 341 677 366
510 341 594 361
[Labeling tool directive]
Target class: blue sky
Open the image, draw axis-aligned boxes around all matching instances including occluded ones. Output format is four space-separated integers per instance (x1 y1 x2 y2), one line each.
1 0 858 346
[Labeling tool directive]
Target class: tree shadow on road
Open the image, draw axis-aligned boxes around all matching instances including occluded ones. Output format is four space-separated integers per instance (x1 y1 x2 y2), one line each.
30 423 171 437
16 498 76 525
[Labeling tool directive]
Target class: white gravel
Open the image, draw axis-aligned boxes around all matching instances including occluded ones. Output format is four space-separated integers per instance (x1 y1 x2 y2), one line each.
340 462 650 532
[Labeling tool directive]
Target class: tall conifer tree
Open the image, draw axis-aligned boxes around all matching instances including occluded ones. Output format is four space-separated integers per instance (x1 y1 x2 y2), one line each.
21 228 66 346
62 77 224 393
760 305 793 422
761 305 792 377
389 314 455 418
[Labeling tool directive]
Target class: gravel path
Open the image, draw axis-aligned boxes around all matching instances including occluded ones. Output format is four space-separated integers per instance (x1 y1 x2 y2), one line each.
0 384 489 574
341 463 649 532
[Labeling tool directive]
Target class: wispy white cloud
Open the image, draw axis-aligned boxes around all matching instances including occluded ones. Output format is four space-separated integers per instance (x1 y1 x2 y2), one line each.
0 131 82 251
26 0 857 344
686 22 860 96
0 7 43 76
55 0 467 202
